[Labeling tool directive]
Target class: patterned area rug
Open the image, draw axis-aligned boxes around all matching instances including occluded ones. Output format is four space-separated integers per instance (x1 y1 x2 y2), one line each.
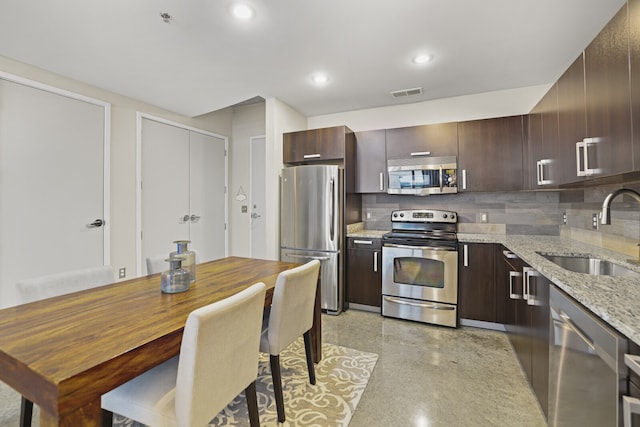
112 340 378 426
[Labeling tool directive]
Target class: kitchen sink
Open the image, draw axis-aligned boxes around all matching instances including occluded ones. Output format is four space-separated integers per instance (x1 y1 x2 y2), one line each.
539 253 640 279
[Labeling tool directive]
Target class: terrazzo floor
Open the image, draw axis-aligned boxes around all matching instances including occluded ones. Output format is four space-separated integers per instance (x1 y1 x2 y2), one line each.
323 310 547 427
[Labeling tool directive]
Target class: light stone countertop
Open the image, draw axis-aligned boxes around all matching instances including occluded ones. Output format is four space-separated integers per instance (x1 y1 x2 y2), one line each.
458 233 640 347
347 229 388 239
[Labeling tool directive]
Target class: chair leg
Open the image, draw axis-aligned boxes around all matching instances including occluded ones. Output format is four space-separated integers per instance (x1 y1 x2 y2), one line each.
303 330 316 385
269 355 286 423
20 396 33 427
100 409 114 427
245 381 260 427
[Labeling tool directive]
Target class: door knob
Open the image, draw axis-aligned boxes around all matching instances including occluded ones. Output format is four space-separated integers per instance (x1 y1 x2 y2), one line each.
180 214 190 223
251 212 261 219
190 214 201 222
87 219 104 228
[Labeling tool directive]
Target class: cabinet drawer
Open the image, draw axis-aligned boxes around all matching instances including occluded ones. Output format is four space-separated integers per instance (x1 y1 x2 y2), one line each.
348 237 382 250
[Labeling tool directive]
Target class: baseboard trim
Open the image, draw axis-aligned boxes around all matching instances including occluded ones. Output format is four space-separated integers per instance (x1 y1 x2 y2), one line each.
459 318 506 332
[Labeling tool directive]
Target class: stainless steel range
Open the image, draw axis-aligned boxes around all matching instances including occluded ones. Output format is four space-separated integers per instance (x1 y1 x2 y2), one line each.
381 209 458 327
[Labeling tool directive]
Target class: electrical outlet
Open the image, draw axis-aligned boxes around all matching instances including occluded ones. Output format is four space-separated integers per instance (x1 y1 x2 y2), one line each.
480 212 488 223
119 267 126 278
563 212 567 225
592 213 599 230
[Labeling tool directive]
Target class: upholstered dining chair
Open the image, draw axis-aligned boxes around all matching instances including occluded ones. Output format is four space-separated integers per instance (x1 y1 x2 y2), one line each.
101 282 267 427
260 259 321 423
15 265 115 427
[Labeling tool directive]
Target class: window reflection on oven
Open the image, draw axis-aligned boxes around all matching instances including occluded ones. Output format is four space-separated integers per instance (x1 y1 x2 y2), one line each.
393 258 445 288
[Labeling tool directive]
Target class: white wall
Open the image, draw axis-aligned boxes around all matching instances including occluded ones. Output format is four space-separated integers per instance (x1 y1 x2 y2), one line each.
229 102 266 256
264 98 307 259
308 85 551 131
0 55 233 281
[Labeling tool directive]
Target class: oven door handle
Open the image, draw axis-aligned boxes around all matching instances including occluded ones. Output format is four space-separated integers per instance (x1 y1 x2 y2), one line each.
384 296 456 310
383 243 456 251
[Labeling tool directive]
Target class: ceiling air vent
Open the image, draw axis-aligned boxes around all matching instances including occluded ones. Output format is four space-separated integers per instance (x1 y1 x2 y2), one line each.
391 87 423 99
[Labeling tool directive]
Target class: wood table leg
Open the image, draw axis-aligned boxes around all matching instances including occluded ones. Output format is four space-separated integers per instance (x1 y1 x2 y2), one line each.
40 398 102 427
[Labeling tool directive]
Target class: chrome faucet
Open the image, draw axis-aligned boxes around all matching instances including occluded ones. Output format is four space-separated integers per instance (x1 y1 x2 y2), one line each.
600 188 640 225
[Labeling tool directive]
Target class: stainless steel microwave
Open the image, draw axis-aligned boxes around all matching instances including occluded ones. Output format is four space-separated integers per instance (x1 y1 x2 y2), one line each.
387 155 457 195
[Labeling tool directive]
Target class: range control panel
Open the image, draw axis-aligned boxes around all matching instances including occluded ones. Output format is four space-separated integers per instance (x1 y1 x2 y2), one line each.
391 209 457 223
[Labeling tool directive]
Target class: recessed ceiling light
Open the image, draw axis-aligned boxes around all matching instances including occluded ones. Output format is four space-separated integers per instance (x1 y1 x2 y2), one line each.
311 73 330 86
412 54 433 65
231 3 254 20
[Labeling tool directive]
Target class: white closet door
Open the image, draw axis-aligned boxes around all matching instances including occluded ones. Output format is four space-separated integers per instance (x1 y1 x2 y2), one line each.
0 78 107 308
189 132 226 262
141 118 190 272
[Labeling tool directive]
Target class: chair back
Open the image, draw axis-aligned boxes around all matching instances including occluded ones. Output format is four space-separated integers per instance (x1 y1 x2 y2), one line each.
146 255 167 275
175 282 266 427
267 260 320 355
16 265 114 304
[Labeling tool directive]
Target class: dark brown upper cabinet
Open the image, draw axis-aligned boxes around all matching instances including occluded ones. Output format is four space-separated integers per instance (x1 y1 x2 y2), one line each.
283 125 354 164
631 0 640 170
557 53 588 185
584 2 632 177
528 84 559 189
458 116 524 192
354 130 387 193
385 122 458 160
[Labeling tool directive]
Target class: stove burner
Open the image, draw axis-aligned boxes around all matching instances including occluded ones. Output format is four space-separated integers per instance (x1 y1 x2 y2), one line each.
384 209 458 249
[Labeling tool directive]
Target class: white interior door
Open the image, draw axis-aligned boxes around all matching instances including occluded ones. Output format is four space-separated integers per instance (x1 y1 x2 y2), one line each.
141 118 190 274
0 76 108 308
250 136 267 259
189 131 226 262
139 115 227 275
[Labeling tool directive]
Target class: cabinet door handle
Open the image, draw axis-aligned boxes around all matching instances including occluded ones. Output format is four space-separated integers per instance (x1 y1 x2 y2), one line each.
354 240 373 245
623 396 640 427
379 172 384 191
410 151 431 157
576 140 586 177
373 251 378 273
461 169 467 190
625 354 640 376
503 250 518 259
509 271 523 299
303 153 321 159
523 266 540 305
463 244 469 267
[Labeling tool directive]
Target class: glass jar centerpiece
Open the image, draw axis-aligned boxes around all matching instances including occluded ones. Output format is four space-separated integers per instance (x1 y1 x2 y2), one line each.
171 240 196 283
161 256 190 293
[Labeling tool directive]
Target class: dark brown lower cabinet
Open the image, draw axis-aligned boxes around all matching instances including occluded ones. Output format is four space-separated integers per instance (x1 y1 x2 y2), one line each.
458 243 496 322
346 238 382 309
629 342 640 426
498 245 549 418
510 263 550 418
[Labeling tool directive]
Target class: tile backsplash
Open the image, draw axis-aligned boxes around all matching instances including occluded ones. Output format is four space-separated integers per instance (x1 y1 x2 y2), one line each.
361 181 640 257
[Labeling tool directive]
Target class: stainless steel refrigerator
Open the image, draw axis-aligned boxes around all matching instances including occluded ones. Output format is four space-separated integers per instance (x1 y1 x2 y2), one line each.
280 164 343 314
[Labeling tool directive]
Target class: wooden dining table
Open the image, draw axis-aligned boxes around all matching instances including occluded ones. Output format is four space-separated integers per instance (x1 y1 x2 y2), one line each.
0 256 322 426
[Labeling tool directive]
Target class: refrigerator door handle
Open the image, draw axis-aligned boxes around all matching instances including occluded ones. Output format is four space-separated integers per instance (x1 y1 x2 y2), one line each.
330 177 335 241
283 253 331 261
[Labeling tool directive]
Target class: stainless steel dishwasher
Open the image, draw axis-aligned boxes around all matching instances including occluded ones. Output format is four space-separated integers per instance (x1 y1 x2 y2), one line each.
548 285 628 427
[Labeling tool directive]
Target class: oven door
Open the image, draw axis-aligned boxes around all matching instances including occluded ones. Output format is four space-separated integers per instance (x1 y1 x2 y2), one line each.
382 243 458 304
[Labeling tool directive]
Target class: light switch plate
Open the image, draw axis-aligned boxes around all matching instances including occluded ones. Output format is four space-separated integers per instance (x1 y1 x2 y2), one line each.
480 212 488 223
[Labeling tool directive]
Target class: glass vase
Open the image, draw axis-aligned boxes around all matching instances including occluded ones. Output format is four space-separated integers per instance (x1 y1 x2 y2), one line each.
171 240 196 283
161 257 191 293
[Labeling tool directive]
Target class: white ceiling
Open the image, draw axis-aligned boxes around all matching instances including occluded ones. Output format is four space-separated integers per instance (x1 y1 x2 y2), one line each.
0 0 626 118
